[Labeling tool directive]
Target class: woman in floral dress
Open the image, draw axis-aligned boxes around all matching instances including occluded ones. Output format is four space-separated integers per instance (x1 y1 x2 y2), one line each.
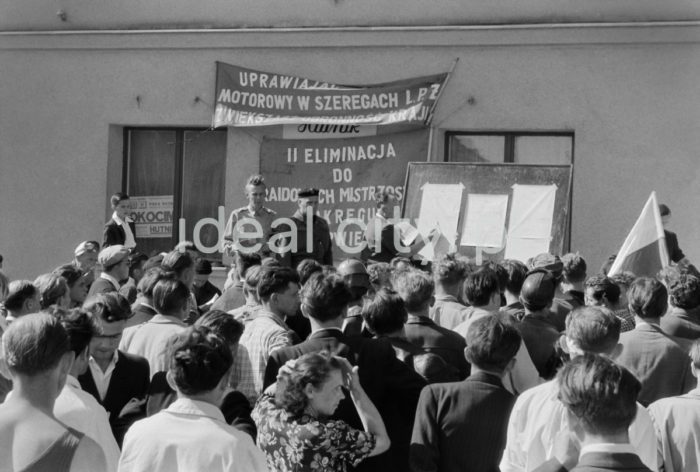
252 351 390 472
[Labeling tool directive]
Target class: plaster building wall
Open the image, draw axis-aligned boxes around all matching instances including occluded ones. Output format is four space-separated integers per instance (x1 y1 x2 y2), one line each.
1 0 699 29
1 21 699 279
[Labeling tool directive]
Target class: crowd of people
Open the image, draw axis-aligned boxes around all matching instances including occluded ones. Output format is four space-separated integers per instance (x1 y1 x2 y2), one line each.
0 180 699 472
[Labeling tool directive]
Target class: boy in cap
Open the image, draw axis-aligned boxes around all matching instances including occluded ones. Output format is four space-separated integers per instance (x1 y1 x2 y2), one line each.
529 253 572 331
517 269 563 380
88 245 130 298
278 188 333 267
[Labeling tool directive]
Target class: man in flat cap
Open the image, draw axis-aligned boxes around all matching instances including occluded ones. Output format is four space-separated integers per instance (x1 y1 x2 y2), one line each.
223 174 277 258
278 188 333 268
529 253 572 332
88 245 131 298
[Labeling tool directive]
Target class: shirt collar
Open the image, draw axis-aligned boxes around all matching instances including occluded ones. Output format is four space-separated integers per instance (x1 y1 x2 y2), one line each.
434 294 460 303
311 326 343 335
406 314 432 324
112 211 132 225
100 272 121 290
151 314 187 326
66 375 81 389
635 320 661 329
89 350 119 368
256 310 292 330
580 443 637 457
683 387 700 399
166 398 226 423
247 205 263 216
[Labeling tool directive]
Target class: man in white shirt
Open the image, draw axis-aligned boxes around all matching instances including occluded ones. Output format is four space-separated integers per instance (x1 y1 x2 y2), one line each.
550 354 651 471
53 307 121 472
119 327 268 472
500 306 658 472
647 339 700 472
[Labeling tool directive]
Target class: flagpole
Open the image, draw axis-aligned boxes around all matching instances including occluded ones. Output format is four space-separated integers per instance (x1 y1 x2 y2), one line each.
425 58 459 127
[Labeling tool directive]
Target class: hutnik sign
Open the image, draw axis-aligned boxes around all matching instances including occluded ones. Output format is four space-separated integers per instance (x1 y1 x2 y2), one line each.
260 129 428 256
212 62 447 127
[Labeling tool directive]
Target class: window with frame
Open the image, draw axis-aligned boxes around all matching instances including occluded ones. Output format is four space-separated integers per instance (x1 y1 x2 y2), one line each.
444 131 574 165
123 128 227 259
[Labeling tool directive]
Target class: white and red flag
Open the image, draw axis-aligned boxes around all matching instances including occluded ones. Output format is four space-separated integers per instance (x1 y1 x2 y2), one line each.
608 192 670 278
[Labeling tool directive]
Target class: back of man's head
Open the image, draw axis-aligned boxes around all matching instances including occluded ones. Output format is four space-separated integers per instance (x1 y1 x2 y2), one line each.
4 280 38 314
152 276 190 317
433 253 467 287
34 273 68 310
483 261 507 294
243 264 263 297
499 259 528 297
610 272 636 294
367 263 392 293
565 306 621 355
137 267 165 300
362 288 407 336
83 292 131 323
235 252 262 281
195 310 245 346
668 274 700 310
561 253 587 284
168 327 233 396
465 313 521 372
2 313 70 376
257 266 299 303
394 270 434 313
584 274 621 306
300 272 351 323
54 308 99 357
464 267 500 307
557 353 641 437
519 269 556 312
296 259 323 286
628 277 668 320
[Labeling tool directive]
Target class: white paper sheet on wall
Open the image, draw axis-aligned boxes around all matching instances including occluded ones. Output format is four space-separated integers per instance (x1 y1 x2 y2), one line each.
460 194 509 248
504 184 557 262
416 183 464 261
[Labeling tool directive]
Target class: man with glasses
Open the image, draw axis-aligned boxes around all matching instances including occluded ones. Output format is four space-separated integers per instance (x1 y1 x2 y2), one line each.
79 292 150 446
